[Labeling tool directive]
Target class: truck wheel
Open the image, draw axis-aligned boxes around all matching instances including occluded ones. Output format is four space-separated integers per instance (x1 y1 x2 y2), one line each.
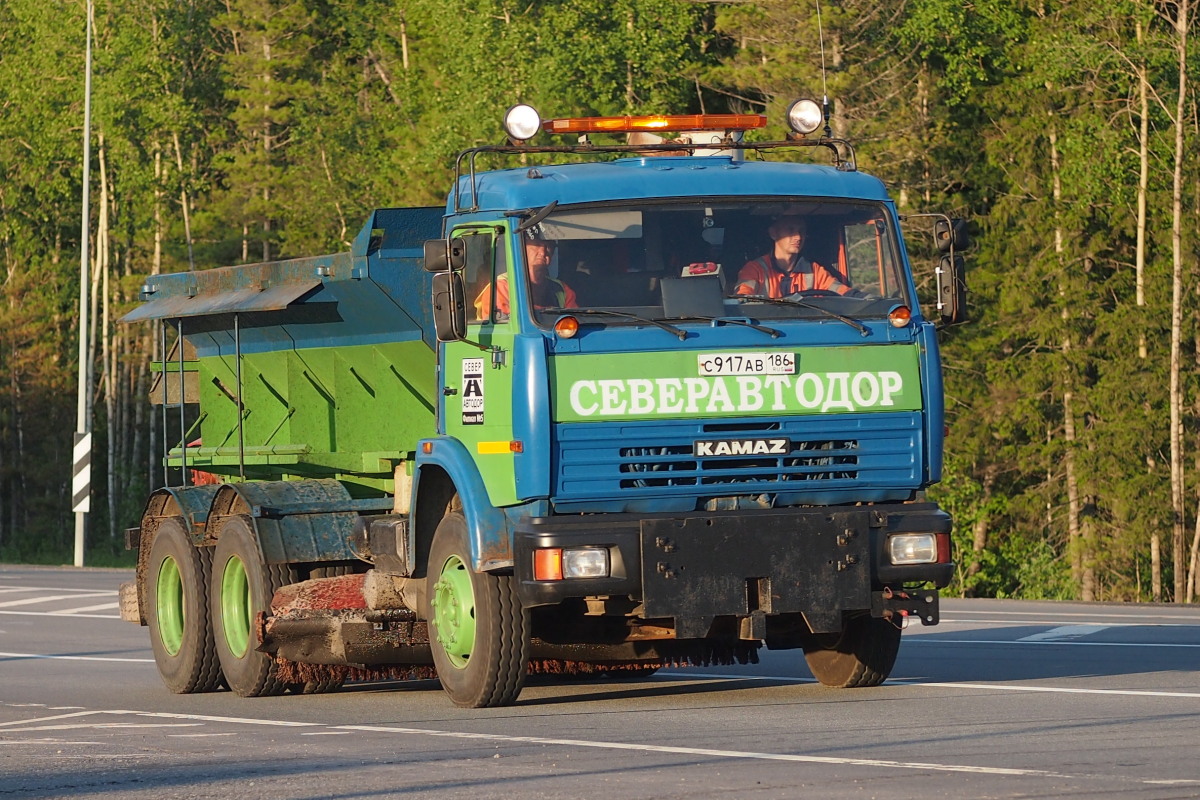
427 511 529 708
803 614 901 688
211 515 291 697
146 518 223 693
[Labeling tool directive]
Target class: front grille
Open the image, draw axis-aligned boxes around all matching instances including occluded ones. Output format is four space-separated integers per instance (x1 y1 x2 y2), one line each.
617 438 859 488
553 413 922 502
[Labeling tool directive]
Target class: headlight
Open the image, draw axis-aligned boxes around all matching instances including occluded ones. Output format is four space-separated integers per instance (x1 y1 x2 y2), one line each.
786 98 823 135
888 533 938 565
503 104 542 142
563 547 609 579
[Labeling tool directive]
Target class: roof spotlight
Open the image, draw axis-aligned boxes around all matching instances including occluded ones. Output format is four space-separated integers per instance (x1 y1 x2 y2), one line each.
786 99 824 136
503 104 542 142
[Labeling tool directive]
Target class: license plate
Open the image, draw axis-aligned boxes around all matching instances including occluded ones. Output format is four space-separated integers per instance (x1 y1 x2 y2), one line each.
697 352 796 376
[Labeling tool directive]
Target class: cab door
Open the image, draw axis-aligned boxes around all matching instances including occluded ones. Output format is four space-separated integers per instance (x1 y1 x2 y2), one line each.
441 226 520 506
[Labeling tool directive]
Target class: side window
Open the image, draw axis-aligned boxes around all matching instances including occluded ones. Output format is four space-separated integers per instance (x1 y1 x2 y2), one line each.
460 231 500 324
844 220 901 298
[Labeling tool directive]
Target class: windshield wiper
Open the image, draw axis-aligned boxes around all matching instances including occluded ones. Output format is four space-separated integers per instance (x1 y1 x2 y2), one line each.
509 200 558 232
542 307 687 340
733 296 870 337
661 315 782 338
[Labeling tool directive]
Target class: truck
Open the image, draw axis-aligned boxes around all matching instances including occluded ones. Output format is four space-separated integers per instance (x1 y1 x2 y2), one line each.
119 100 967 708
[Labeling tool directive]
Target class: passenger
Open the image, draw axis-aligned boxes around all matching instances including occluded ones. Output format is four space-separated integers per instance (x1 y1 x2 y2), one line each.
734 215 854 298
474 233 578 318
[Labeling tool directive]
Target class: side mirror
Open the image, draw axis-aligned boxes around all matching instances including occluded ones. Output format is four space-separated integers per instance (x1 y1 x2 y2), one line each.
935 218 970 253
432 272 467 341
937 253 967 325
423 239 467 273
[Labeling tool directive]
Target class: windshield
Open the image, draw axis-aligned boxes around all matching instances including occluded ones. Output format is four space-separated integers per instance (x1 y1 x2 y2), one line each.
520 199 912 326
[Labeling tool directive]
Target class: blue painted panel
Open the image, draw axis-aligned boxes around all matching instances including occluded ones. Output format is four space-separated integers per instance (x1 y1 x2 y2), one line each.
917 322 945 483
415 437 512 570
511 333 551 500
552 412 924 512
451 157 891 213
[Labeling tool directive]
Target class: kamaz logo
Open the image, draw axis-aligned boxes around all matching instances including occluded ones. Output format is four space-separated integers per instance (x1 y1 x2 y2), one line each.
694 437 791 457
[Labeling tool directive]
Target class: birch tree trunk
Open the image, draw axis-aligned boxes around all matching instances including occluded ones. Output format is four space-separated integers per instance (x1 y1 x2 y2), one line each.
1167 0 1189 602
1048 108 1087 598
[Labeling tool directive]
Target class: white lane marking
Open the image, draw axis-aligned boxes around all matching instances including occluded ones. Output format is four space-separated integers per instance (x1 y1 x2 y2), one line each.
333 723 1051 777
944 609 1200 622
2 706 1192 786
1018 625 1111 642
0 593 112 609
0 710 318 729
0 743 100 748
908 681 1200 699
3 723 202 732
905 638 1200 649
0 651 153 664
939 618 1198 628
0 610 122 619
1145 780 1200 785
0 585 120 594
50 602 120 615
660 671 1200 700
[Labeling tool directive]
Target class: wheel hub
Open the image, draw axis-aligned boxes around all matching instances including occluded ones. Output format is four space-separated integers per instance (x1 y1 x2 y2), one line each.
155 555 185 656
431 554 475 668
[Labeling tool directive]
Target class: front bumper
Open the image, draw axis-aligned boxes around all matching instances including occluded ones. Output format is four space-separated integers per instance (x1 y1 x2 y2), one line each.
514 502 952 635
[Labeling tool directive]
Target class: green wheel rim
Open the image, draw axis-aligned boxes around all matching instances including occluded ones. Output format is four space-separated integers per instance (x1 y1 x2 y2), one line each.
432 554 476 669
155 555 185 657
220 555 252 658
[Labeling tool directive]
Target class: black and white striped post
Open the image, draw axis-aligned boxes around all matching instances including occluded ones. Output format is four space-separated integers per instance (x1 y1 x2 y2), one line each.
72 433 91 515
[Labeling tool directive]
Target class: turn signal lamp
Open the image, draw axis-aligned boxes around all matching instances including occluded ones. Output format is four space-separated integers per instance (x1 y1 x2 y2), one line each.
786 99 823 135
888 305 913 328
554 316 580 338
534 548 563 581
543 114 767 135
504 104 543 142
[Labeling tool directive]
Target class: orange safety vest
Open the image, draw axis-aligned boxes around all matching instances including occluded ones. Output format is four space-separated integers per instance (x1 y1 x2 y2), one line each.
735 255 852 298
474 273 578 318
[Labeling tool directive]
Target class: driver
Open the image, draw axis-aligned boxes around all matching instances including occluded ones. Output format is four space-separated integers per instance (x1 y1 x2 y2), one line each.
474 232 578 318
733 215 854 298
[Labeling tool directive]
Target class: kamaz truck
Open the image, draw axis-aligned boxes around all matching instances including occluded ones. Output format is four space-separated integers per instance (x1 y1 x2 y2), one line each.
119 100 967 708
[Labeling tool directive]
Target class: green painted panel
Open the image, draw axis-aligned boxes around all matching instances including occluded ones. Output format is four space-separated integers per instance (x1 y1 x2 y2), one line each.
193 341 437 488
441 225 519 507
549 344 923 422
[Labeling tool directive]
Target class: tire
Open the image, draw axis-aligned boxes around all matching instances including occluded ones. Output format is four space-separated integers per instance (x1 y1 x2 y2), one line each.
803 614 902 688
210 515 291 697
427 511 529 708
145 518 223 694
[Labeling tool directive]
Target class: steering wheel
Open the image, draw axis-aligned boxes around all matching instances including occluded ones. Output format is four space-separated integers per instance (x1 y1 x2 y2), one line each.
788 289 839 298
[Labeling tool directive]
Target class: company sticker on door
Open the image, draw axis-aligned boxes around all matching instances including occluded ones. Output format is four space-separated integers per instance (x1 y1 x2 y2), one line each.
461 357 485 425
549 345 923 422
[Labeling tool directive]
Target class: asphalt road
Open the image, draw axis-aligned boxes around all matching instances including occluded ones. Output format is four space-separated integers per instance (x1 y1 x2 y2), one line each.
1 564 1198 799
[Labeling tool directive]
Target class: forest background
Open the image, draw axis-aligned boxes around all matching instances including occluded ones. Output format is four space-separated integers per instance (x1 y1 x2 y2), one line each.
1 0 1197 603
